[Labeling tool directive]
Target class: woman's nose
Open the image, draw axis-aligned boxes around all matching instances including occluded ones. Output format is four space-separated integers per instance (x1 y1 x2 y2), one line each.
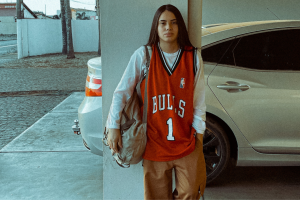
166 23 172 30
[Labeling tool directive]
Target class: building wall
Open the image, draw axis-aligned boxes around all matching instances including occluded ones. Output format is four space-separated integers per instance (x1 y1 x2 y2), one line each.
0 9 16 17
0 16 15 22
0 3 16 8
0 3 16 17
0 16 16 34
72 19 99 52
17 19 98 58
0 3 16 34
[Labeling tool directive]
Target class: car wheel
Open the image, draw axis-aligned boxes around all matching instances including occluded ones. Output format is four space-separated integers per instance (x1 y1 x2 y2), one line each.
203 116 230 184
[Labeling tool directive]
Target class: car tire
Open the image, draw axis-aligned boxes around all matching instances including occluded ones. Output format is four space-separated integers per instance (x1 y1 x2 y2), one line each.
203 116 230 184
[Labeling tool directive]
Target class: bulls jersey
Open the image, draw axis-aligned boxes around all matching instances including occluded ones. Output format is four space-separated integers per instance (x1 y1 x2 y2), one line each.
141 44 196 161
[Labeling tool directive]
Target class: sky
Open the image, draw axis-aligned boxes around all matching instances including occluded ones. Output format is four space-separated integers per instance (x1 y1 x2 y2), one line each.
0 0 96 15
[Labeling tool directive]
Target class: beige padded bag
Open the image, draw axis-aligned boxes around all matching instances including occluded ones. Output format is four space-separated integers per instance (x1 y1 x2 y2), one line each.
103 45 151 167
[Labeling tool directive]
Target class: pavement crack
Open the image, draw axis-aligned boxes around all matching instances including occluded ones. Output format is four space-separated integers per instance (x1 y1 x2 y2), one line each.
0 90 83 97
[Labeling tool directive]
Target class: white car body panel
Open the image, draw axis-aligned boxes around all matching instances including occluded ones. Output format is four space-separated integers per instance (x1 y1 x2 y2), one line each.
238 148 300 166
78 96 103 156
205 63 252 149
77 57 103 156
203 20 300 166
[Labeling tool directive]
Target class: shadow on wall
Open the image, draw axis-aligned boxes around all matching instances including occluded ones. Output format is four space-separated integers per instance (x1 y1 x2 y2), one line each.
202 0 300 25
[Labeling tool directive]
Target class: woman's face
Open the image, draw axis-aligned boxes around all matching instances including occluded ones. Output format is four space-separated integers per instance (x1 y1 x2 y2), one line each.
157 10 179 45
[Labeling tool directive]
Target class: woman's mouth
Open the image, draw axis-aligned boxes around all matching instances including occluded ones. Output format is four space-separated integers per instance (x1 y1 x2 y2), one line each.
164 33 173 37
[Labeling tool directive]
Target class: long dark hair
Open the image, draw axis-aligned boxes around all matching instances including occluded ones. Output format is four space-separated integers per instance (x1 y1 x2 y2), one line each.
146 4 193 49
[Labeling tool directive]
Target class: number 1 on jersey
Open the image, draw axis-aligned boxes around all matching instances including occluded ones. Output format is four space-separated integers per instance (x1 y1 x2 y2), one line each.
166 118 175 141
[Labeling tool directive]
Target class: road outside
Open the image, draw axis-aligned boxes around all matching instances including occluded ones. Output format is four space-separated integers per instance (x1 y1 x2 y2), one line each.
0 35 17 66
0 40 17 55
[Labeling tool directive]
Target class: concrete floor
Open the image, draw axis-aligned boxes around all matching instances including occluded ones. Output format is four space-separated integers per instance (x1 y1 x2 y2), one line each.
204 165 300 199
1 92 300 200
0 92 103 200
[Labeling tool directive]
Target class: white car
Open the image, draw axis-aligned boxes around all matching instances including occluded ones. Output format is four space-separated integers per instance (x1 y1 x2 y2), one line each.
73 57 103 156
73 20 300 184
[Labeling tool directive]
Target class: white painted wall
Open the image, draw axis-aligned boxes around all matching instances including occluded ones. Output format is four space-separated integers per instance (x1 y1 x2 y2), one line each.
0 16 15 23
202 0 300 25
101 1 187 199
0 16 16 34
72 20 98 52
17 19 98 59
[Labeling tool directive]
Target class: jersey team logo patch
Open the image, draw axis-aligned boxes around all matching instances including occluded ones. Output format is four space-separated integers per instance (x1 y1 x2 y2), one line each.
180 78 185 88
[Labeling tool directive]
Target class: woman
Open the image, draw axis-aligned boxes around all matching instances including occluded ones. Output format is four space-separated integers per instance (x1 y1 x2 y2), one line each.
107 4 206 200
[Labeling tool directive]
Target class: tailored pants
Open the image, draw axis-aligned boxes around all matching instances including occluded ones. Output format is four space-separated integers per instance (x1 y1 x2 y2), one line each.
143 137 206 200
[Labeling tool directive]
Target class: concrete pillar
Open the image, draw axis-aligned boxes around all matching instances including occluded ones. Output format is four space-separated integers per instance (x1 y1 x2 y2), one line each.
101 1 187 199
188 0 203 48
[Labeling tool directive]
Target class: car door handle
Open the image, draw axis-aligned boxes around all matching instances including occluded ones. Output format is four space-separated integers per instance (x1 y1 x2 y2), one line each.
217 81 250 93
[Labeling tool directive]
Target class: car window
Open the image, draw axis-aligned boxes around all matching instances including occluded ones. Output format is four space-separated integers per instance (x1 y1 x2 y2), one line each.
202 39 236 65
233 29 300 70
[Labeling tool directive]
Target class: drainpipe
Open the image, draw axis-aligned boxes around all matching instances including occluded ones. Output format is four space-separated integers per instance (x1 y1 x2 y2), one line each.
188 0 203 50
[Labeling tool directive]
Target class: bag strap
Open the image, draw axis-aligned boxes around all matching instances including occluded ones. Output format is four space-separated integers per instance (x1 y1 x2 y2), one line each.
193 47 197 76
136 45 151 123
142 45 150 123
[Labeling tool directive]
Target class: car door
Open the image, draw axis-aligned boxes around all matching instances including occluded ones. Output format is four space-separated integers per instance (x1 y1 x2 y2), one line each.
206 29 300 154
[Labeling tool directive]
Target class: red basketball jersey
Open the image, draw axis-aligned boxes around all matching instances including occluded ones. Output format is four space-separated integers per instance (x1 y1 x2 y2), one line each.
140 44 196 161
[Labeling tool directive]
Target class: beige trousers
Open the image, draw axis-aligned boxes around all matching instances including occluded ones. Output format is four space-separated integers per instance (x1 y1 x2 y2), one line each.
143 137 206 200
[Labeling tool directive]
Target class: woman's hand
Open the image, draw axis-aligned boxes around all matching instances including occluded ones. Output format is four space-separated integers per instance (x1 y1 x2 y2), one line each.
107 129 123 154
